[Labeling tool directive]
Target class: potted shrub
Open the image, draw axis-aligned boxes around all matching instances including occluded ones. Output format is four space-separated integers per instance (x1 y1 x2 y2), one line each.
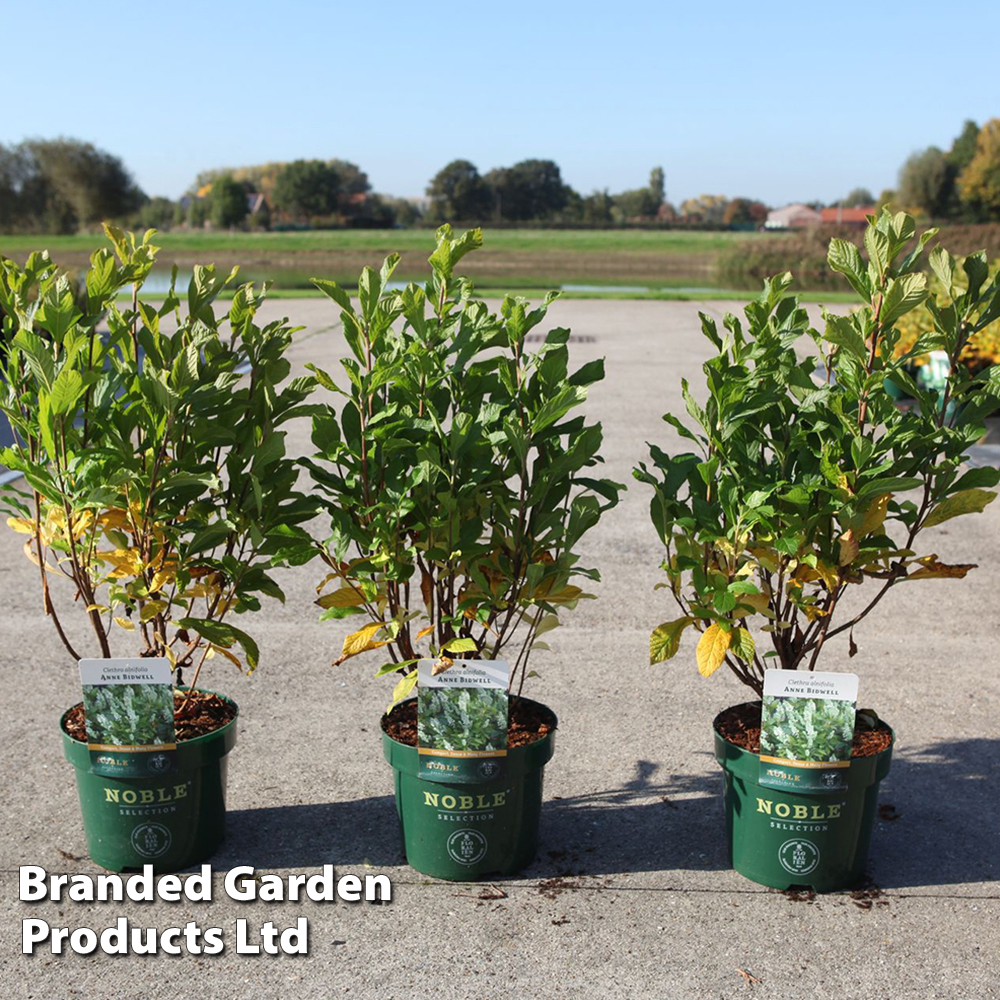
635 210 1000 891
889 259 1000 435
305 226 622 880
0 227 315 871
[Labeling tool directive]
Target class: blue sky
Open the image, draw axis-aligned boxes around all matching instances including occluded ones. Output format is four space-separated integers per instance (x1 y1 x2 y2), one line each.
2 0 997 206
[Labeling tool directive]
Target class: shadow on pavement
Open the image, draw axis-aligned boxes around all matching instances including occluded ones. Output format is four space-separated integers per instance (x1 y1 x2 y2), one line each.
871 737 999 890
218 795 403 870
527 756 728 877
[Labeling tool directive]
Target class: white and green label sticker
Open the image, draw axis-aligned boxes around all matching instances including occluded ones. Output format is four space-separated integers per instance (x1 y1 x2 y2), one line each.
79 658 176 778
759 669 858 794
417 658 509 783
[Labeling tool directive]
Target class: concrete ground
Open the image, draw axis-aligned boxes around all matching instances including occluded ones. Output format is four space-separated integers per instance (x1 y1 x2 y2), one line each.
2 297 998 999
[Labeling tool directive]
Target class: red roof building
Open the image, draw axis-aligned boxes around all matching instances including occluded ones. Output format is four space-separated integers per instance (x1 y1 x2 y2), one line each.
820 206 874 227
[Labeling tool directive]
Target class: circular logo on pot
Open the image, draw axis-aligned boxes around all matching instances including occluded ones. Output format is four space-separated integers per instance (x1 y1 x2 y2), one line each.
130 821 172 859
478 760 502 779
446 829 488 866
147 753 171 774
778 838 820 877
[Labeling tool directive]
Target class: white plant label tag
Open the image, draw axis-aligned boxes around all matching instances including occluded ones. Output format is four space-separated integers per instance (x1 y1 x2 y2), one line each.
758 669 858 794
78 658 176 778
416 658 509 782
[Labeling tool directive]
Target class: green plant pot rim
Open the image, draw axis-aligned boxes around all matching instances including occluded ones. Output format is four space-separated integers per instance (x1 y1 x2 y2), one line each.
61 686 239 769
382 696 557 779
713 699 894 783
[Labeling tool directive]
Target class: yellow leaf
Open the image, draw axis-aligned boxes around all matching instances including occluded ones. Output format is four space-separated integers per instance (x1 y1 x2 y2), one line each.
335 621 388 665
542 585 586 604
140 600 167 622
838 529 858 566
650 617 694 664
923 489 996 529
859 494 891 538
97 548 143 578
315 585 367 609
148 567 176 593
749 546 780 572
801 605 830 622
696 623 731 678
209 643 244 672
416 625 434 640
177 582 221 600
6 516 35 535
389 669 418 709
906 555 978 580
315 572 340 593
113 616 135 631
734 592 771 616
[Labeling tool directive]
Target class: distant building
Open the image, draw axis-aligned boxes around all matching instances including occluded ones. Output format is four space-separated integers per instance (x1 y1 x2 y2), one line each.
820 206 874 227
246 192 268 216
764 203 821 230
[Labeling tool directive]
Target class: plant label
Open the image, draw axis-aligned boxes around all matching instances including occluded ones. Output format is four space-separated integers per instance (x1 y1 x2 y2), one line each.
758 669 859 794
78 659 177 778
417 658 509 783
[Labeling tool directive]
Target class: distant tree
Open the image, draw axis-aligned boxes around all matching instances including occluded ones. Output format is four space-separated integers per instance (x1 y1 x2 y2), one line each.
839 187 874 208
136 196 177 230
614 187 658 219
188 197 210 228
897 146 951 217
877 188 896 209
272 159 341 220
0 138 144 232
581 189 615 225
680 194 729 224
381 196 422 227
329 159 370 198
722 197 768 226
23 138 144 226
485 159 572 221
958 118 1000 220
948 119 980 172
209 176 249 228
426 159 492 221
649 166 665 209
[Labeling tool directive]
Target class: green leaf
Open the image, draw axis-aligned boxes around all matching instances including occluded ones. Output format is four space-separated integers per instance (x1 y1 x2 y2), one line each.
442 637 479 653
880 273 927 326
532 385 588 433
311 278 354 313
48 368 85 416
176 617 260 673
827 238 872 298
729 627 756 663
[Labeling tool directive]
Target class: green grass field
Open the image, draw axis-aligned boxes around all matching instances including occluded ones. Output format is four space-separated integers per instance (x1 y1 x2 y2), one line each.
0 227 808 300
0 227 753 256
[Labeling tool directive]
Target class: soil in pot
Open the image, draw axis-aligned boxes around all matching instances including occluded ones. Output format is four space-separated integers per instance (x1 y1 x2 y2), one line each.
63 689 237 744
381 695 556 748
715 701 892 757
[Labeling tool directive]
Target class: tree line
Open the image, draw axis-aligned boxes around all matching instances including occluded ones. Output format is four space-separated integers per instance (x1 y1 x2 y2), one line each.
831 119 999 221
3 119 1000 235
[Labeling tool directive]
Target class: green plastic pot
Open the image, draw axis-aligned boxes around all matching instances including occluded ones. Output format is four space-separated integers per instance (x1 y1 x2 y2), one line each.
714 702 893 892
382 698 556 880
61 690 238 872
